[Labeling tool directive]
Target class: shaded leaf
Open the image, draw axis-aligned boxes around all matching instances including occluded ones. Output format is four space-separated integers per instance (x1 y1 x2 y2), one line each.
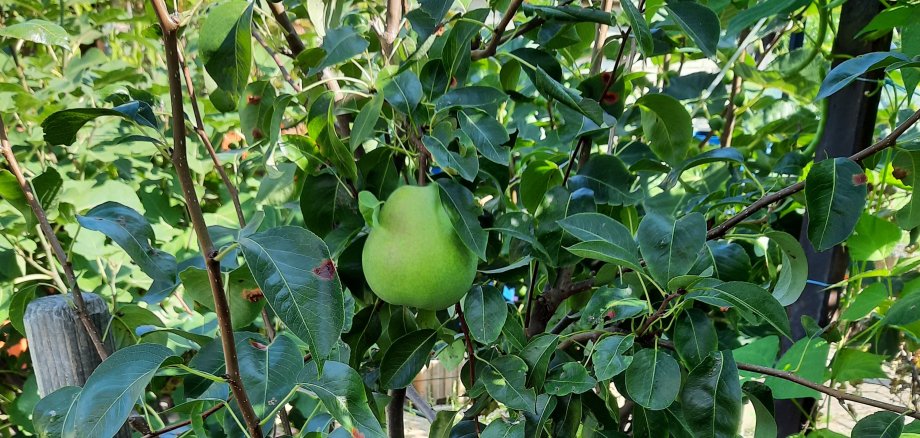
680 351 742 438
625 348 681 410
0 19 70 49
805 158 867 251
592 334 635 380
463 285 507 344
380 329 437 389
436 178 488 260
637 212 706 286
199 0 254 95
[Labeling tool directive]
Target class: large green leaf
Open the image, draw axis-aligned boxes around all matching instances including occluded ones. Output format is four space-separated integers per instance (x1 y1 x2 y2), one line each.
842 282 888 321
458 109 510 165
380 329 438 389
298 361 386 438
637 212 706 286
847 213 902 261
180 266 264 329
32 386 80 438
521 160 563 214
228 334 303 435
382 70 423 114
852 412 904 438
816 52 908 100
520 334 559 389
350 94 384 151
680 351 743 438
764 336 829 399
765 231 808 306
463 285 507 344
622 0 653 56
482 419 525 438
239 226 345 369
805 158 867 251
830 348 887 383
637 94 692 165
66 344 178 438
687 281 792 339
76 202 178 303
567 155 638 206
666 3 720 58
726 0 801 36
592 334 634 380
544 362 596 396
0 19 70 49
625 348 681 410
436 178 488 260
436 86 507 111
199 0 254 96
558 212 640 270
673 308 717 367
882 290 920 326
310 26 369 75
425 123 479 182
483 355 537 413
41 101 158 146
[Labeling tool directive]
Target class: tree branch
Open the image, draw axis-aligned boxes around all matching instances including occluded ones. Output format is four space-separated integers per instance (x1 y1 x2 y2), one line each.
406 385 437 423
148 1 262 436
388 388 406 438
472 0 524 61
0 117 109 361
142 402 226 438
252 30 301 92
635 289 686 337
707 106 920 240
382 0 403 61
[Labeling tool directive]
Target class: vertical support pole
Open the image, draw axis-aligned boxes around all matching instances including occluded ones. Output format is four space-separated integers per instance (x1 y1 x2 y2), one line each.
777 0 893 434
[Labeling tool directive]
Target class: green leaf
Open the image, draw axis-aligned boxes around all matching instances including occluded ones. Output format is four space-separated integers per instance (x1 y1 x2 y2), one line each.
41 101 158 146
32 386 80 438
0 19 70 50
883 290 920 326
764 231 808 306
380 329 438 389
383 70 423 114
637 212 706 286
680 351 743 438
816 52 908 100
893 143 920 229
805 158 867 251
748 385 777 438
199 0 254 96
0 170 32 228
842 282 887 320
633 406 669 438
350 94 383 151
622 0 653 56
726 0 801 36
521 4 614 24
764 336 829 399
852 412 904 438
847 213 902 261
436 86 507 111
558 212 641 270
483 355 537 413
625 348 681 410
592 334 635 380
239 226 345 369
663 148 743 190
298 361 386 438
579 287 647 325
463 285 507 344
68 344 178 438
673 308 717 367
666 3 720 58
687 281 792 339
830 348 887 383
532 67 604 125
310 26 369 75
76 202 179 303
424 125 479 182
520 334 559 389
567 154 637 205
436 178 488 260
230 335 303 434
521 160 563 214
182 265 264 329
482 419 525 438
239 81 276 146
637 94 692 165
544 362 596 396
9 285 36 336
429 410 458 438
458 109 510 165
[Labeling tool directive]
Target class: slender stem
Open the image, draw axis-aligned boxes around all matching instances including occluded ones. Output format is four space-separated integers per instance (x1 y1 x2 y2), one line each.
635 289 686 337
252 30 300 92
0 116 109 361
721 74 742 148
148 2 262 436
707 106 920 240
267 1 305 55
142 402 226 438
454 303 480 436
176 45 246 227
472 0 523 61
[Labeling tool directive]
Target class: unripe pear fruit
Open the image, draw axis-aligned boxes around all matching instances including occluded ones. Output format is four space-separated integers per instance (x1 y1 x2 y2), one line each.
362 184 477 310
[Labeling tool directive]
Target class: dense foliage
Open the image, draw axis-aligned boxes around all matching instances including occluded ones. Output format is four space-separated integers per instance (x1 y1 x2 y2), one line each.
2 0 920 436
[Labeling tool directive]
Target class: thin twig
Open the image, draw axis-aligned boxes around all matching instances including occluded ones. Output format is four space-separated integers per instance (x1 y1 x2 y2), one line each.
142 402 226 438
148 2 262 436
252 30 300 92
707 106 920 240
471 0 524 61
635 289 686 337
0 117 109 361
455 303 480 436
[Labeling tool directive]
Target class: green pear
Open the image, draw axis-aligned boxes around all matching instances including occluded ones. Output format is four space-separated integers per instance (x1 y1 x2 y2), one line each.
362 184 477 310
